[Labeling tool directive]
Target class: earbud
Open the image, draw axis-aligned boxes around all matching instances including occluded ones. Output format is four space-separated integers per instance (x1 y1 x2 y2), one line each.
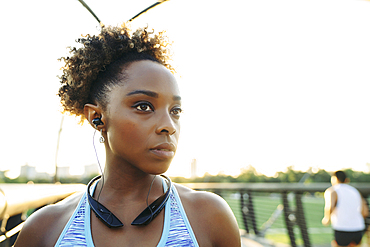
92 118 104 127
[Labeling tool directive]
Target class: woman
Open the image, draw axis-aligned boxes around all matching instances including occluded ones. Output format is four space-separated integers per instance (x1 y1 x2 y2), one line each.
14 24 241 247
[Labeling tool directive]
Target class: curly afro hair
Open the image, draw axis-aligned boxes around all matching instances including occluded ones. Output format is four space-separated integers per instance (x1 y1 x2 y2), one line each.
58 23 173 123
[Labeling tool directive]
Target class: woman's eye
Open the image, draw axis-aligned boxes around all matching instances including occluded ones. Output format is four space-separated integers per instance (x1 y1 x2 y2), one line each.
171 107 183 117
134 103 154 112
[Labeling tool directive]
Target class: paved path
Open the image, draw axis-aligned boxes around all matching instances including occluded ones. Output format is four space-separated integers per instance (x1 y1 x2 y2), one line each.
240 235 369 247
240 229 370 247
240 230 290 247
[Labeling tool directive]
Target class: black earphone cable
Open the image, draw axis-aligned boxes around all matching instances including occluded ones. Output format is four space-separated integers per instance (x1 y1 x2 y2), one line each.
146 175 157 222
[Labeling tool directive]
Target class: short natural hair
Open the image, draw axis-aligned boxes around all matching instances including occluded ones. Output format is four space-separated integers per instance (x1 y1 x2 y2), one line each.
58 23 173 122
333 170 347 183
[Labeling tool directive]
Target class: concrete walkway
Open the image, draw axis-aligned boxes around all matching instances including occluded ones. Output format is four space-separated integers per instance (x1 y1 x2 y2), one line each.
240 231 370 247
240 234 290 247
240 230 290 247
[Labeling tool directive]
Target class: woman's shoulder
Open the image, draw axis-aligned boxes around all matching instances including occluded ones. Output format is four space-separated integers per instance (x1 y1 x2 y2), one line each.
14 191 84 247
174 183 241 247
174 183 229 211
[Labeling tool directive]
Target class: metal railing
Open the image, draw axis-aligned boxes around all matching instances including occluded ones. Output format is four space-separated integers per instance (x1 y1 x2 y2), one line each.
181 182 370 247
1 182 369 247
0 183 85 247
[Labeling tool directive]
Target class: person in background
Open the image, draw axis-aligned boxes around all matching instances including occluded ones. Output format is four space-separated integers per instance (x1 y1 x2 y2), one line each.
322 170 369 247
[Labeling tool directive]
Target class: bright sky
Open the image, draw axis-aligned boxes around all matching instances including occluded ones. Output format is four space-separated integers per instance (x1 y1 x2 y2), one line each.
1 0 370 178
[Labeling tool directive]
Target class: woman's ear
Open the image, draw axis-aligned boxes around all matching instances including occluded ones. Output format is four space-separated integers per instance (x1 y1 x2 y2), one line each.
84 104 105 129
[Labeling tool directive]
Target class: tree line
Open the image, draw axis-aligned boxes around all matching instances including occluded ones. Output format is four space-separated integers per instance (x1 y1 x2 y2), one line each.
0 166 369 184
171 166 370 183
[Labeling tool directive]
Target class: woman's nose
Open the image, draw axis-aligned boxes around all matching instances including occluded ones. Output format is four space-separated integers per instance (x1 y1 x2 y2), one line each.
155 112 177 135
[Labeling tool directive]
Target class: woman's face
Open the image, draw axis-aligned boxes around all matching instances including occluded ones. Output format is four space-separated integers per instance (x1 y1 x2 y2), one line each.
104 60 181 175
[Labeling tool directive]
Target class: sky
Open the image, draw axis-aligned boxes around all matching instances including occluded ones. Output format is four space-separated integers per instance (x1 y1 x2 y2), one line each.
1 0 370 178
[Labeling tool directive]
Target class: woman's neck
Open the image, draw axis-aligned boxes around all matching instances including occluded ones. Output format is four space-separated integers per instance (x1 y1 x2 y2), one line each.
93 165 162 207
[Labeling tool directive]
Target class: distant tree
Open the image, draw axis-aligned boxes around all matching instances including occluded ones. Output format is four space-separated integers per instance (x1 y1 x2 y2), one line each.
343 169 370 183
4 176 29 183
307 169 330 182
171 176 191 183
264 174 281 183
273 166 305 183
2 167 368 184
354 172 370 182
236 165 267 182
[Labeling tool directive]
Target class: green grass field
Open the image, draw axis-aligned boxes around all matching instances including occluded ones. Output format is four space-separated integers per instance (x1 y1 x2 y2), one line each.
224 193 342 246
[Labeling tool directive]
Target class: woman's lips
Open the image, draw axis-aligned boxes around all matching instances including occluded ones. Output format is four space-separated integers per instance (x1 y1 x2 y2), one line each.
150 143 176 159
150 149 175 159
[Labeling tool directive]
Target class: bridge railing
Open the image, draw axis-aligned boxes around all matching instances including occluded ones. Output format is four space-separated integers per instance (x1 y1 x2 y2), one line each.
1 182 369 247
181 182 370 247
0 183 85 247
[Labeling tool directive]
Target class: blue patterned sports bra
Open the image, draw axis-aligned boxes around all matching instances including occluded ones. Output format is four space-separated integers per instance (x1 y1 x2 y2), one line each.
54 178 199 247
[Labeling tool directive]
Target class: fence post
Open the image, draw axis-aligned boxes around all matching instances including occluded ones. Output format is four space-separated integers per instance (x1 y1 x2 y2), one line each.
364 194 370 243
295 192 311 247
247 191 259 235
240 190 250 233
282 192 296 247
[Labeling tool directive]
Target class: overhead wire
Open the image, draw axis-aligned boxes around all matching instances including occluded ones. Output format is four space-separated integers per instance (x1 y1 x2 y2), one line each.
77 0 170 26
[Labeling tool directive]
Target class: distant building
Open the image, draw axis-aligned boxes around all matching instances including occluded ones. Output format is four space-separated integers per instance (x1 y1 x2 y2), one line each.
56 166 70 178
83 164 100 178
20 164 37 180
20 164 52 180
191 159 197 179
17 163 100 181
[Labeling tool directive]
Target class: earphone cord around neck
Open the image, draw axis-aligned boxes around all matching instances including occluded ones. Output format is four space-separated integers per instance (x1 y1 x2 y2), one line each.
147 175 157 222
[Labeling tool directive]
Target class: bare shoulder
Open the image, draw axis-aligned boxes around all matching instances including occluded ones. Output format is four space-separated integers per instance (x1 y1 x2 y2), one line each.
174 184 231 212
14 192 84 247
325 186 335 193
324 186 337 197
174 184 241 247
